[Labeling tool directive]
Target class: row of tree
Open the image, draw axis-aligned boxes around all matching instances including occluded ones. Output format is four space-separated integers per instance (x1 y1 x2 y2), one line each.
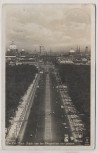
6 64 38 128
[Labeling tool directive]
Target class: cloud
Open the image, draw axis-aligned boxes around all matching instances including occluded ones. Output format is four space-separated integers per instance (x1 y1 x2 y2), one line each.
5 4 91 51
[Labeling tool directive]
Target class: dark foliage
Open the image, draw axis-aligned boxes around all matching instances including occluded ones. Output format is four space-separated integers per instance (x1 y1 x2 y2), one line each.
6 64 38 128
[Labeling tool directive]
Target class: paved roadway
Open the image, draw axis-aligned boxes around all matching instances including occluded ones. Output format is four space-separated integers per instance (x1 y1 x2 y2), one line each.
22 64 71 145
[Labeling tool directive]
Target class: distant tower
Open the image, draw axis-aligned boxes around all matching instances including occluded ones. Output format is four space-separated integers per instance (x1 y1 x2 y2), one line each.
78 46 80 53
76 46 80 53
39 44 44 55
85 46 88 54
40 45 41 54
76 46 78 52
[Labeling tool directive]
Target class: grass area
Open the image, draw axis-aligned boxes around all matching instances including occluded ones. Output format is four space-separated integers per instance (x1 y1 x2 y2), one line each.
6 64 38 128
56 64 90 138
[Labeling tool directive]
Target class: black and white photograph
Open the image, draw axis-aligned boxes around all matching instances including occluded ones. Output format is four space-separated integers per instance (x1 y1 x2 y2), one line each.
1 3 95 149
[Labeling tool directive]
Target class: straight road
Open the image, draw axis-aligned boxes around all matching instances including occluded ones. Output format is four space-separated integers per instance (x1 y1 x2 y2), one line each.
22 65 71 145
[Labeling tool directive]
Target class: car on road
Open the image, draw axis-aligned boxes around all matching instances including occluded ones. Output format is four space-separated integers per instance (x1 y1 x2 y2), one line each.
64 134 69 143
61 105 64 109
40 71 43 74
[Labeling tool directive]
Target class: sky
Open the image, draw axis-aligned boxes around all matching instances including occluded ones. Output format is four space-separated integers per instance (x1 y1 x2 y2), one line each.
5 4 91 52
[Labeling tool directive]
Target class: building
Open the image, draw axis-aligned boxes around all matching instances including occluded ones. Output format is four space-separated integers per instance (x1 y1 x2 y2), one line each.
6 41 18 64
9 41 17 50
6 41 18 56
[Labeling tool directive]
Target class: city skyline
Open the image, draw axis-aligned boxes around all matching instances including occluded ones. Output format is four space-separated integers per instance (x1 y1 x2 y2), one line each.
5 4 91 52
